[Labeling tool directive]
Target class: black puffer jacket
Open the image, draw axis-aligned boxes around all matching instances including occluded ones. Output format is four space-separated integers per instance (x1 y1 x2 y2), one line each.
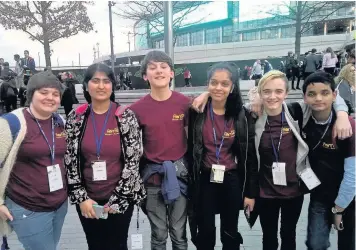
187 106 258 243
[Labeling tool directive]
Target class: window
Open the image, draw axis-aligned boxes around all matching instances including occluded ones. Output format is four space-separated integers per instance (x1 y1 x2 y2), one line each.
261 28 279 39
175 33 189 47
205 28 220 44
190 30 204 46
242 31 259 41
281 26 296 38
222 25 233 43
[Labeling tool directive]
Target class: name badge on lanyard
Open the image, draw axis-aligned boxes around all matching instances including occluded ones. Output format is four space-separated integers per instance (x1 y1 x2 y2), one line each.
90 103 112 182
29 108 64 192
209 103 227 184
267 112 287 186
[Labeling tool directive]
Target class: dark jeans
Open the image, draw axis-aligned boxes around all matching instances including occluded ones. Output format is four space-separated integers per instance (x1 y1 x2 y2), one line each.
324 67 335 76
291 68 301 89
76 203 134 250
306 199 355 250
259 195 304 250
196 170 243 250
184 78 191 87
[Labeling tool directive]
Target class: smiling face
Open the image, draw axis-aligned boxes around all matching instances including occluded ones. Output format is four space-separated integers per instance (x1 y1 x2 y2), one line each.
31 88 61 116
260 77 288 113
304 82 336 112
143 61 174 89
87 71 113 102
208 70 233 103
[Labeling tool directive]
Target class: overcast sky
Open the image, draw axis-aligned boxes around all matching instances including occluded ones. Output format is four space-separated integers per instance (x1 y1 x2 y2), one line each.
0 1 286 68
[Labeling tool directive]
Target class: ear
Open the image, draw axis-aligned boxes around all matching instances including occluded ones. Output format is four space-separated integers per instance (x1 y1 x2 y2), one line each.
170 70 174 79
332 91 337 102
143 75 148 81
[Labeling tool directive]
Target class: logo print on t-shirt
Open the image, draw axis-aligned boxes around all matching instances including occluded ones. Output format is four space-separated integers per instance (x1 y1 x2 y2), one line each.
105 127 119 136
56 132 65 139
224 129 235 138
172 114 184 121
282 127 291 134
322 142 335 150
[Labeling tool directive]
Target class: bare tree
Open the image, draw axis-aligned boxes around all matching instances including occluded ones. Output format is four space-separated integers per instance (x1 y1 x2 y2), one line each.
268 1 352 57
114 1 209 48
0 1 94 67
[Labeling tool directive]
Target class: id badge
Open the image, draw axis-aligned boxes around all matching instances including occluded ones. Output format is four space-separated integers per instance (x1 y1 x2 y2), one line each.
47 164 63 192
131 234 143 249
299 167 321 190
91 160 107 181
272 162 287 186
210 164 225 183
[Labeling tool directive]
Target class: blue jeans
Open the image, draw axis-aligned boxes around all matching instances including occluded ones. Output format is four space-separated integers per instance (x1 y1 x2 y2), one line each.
306 199 355 250
6 197 68 250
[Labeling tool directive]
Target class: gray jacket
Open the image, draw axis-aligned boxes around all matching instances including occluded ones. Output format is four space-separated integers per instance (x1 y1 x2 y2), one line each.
304 53 321 73
337 80 355 112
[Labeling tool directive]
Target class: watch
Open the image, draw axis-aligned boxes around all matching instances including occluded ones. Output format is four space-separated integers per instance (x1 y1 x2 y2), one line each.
331 206 344 215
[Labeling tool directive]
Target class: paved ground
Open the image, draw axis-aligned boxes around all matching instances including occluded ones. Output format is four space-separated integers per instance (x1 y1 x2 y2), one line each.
6 195 337 250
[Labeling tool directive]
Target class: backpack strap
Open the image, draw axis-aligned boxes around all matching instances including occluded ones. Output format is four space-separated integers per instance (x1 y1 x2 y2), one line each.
287 102 303 132
1 113 20 142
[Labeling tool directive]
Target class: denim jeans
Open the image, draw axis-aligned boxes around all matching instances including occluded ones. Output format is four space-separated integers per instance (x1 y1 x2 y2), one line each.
6 197 68 250
306 198 355 250
145 187 188 250
259 195 304 250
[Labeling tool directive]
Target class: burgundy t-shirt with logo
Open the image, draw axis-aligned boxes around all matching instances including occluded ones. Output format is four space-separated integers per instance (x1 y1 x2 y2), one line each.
6 109 67 212
130 91 191 185
81 103 122 201
259 114 302 198
202 109 237 171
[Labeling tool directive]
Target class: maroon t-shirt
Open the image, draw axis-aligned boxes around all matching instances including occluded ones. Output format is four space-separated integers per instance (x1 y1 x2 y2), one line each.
6 109 67 212
130 91 191 185
259 114 302 198
81 103 122 201
202 110 237 170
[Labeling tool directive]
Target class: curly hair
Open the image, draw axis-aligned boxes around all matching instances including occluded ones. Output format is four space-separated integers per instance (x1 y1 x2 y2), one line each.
335 63 355 88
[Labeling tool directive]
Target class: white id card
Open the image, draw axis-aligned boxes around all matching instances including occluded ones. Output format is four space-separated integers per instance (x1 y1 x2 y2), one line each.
210 164 225 183
272 162 287 186
92 161 107 181
299 168 321 190
47 164 63 192
131 234 143 249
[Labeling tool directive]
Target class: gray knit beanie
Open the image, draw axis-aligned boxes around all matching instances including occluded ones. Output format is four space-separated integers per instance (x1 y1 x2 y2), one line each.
26 71 65 105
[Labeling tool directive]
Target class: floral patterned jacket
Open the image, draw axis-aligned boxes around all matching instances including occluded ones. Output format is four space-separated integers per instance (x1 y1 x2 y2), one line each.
64 103 146 213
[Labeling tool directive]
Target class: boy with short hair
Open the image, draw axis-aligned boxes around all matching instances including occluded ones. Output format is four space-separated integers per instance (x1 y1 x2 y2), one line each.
302 71 355 250
130 50 207 250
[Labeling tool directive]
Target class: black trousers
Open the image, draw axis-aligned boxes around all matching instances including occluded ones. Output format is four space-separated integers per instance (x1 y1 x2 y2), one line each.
196 170 243 250
5 96 17 113
259 196 304 250
324 67 335 76
76 203 134 250
291 68 301 89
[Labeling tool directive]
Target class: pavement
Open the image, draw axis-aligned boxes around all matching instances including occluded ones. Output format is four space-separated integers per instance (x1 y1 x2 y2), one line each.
6 194 338 250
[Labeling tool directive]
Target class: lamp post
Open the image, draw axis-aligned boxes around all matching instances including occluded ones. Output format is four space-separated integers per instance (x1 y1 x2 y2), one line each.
108 1 116 72
96 42 100 58
163 1 174 90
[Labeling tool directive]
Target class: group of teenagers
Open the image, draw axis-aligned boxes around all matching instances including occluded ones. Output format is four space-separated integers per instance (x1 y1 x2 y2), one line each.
0 50 354 250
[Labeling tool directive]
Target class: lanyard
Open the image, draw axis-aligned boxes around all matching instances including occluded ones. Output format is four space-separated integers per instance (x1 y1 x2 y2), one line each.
312 112 333 151
90 103 112 159
29 108 55 165
266 112 285 163
209 103 227 164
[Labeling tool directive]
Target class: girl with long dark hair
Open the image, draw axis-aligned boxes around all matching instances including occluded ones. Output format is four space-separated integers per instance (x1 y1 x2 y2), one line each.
187 62 258 250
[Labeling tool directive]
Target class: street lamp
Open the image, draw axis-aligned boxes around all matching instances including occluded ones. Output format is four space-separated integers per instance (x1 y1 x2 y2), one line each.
108 1 116 72
163 1 174 90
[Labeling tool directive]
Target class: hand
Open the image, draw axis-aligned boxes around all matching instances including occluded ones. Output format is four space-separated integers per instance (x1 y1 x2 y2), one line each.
244 197 255 212
191 91 209 113
79 199 98 219
333 214 344 231
333 112 352 140
0 205 13 221
250 95 263 117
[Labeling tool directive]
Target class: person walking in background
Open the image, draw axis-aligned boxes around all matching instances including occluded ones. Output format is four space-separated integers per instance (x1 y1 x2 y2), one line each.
21 50 36 73
264 60 273 74
322 47 338 76
13 54 24 89
0 71 67 250
64 63 145 250
304 48 320 80
60 72 79 116
0 62 18 113
335 63 355 115
285 52 300 90
184 67 192 87
252 60 263 86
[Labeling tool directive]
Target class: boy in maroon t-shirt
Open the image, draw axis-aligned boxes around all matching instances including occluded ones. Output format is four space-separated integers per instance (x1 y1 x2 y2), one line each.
302 72 355 250
130 51 207 250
